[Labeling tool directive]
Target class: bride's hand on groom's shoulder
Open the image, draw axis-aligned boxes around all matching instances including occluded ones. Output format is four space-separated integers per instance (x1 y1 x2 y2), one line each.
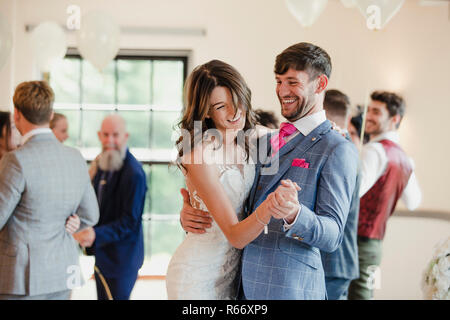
179 188 213 234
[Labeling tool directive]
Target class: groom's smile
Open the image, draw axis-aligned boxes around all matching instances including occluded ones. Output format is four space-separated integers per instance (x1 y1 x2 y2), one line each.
276 68 322 122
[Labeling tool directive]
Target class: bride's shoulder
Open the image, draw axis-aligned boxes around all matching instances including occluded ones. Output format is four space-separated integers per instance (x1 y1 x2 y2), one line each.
180 141 217 168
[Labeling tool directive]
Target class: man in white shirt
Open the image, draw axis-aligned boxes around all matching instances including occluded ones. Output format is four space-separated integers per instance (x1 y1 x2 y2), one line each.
348 91 421 300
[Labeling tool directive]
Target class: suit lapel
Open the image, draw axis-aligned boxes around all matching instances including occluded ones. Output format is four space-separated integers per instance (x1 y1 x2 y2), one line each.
247 133 272 213
256 120 332 206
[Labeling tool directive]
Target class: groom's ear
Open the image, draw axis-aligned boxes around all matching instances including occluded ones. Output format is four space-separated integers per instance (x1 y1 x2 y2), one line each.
315 74 328 94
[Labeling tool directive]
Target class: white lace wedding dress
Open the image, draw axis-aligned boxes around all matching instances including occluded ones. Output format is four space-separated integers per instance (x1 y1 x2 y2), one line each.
166 163 255 300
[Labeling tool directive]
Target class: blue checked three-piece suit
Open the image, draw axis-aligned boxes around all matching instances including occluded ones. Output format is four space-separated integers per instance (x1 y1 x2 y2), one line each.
240 120 358 300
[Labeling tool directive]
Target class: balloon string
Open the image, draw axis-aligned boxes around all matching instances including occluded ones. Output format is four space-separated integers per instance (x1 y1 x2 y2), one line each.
359 82 370 153
82 247 113 300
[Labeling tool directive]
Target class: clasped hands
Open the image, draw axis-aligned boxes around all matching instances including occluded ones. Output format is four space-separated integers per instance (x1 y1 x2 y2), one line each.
259 179 301 224
64 214 96 247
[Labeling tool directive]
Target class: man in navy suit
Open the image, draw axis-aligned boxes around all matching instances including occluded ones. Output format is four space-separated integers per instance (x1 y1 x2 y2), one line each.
74 114 147 300
322 89 361 300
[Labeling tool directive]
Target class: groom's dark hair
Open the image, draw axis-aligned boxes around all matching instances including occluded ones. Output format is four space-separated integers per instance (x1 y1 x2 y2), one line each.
371 90 405 128
274 42 332 80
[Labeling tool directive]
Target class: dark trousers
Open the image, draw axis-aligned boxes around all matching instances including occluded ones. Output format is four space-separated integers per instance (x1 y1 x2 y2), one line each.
348 237 383 300
237 279 246 300
94 270 138 300
325 277 352 300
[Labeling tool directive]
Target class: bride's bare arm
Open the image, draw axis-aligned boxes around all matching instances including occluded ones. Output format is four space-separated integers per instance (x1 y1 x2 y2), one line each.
184 160 300 249
184 161 274 249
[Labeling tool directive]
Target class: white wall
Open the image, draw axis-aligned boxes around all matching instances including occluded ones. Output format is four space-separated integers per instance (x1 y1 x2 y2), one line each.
0 0 16 108
374 215 450 300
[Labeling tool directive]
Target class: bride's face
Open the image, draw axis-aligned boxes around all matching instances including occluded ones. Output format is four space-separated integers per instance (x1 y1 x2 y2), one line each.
207 86 245 133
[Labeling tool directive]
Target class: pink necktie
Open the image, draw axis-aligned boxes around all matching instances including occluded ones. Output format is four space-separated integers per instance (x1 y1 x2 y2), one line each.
271 122 297 156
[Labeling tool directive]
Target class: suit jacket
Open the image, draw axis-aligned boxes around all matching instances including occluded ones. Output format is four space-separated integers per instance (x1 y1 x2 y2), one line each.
0 132 99 296
242 120 358 300
320 133 360 281
88 149 147 277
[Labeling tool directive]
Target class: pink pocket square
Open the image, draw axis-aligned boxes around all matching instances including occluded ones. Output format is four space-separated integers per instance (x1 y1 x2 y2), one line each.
292 158 309 168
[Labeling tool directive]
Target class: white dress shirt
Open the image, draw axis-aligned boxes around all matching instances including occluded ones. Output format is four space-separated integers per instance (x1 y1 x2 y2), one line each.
285 110 327 143
359 131 422 210
282 110 327 230
21 128 53 145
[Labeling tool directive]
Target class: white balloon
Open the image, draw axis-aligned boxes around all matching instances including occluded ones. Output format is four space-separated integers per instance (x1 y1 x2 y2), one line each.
340 0 357 8
285 0 328 27
30 21 67 73
0 13 13 72
76 12 120 72
356 0 405 30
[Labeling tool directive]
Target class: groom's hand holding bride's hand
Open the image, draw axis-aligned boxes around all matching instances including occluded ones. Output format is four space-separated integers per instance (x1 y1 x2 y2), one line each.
267 179 301 223
180 188 213 234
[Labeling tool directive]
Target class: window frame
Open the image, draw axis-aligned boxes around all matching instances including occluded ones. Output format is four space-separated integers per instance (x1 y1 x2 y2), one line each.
50 49 189 268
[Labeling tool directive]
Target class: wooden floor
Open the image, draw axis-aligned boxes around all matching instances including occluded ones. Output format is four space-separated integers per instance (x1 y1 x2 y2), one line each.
71 277 168 300
71 255 169 300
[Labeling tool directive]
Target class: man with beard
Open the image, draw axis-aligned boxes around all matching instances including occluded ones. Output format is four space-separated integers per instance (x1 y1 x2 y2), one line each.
74 114 147 300
180 42 359 299
348 91 421 300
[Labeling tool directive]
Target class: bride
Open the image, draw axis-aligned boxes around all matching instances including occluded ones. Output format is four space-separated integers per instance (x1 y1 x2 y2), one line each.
165 60 300 300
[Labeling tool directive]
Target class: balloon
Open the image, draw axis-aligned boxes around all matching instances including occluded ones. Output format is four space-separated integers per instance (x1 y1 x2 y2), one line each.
285 0 329 27
30 21 67 73
0 13 13 72
340 0 357 8
76 11 120 72
356 0 405 30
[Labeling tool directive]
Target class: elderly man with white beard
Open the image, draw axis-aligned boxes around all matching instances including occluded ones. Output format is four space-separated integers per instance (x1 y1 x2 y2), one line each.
73 114 147 300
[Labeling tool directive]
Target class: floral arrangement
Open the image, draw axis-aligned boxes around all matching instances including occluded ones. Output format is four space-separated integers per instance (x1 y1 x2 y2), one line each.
422 236 450 300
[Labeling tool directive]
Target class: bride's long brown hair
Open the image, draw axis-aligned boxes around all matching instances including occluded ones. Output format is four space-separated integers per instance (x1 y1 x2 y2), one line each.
176 60 256 168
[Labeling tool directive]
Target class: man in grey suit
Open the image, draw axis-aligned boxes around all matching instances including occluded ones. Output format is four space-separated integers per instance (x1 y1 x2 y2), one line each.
0 81 99 300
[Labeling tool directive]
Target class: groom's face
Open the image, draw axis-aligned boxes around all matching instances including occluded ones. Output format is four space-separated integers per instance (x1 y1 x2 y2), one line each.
275 68 318 122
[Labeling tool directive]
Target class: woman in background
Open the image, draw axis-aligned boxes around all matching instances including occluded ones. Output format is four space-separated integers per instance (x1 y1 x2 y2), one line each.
0 111 20 160
50 112 69 143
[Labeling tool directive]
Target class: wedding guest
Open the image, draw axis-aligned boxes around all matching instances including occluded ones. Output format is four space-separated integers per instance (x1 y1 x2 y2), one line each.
349 106 370 146
348 91 422 300
73 114 147 300
322 89 360 300
0 111 20 159
50 112 69 143
348 112 362 146
0 81 99 300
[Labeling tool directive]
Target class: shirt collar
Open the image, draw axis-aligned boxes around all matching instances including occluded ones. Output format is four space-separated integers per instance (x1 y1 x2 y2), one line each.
288 110 327 136
370 130 400 144
21 128 53 145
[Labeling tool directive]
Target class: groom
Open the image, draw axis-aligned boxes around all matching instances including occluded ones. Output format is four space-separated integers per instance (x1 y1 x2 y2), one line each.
180 42 358 299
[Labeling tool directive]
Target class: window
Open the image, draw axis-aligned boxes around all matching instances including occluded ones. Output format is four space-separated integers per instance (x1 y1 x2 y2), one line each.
49 49 189 275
